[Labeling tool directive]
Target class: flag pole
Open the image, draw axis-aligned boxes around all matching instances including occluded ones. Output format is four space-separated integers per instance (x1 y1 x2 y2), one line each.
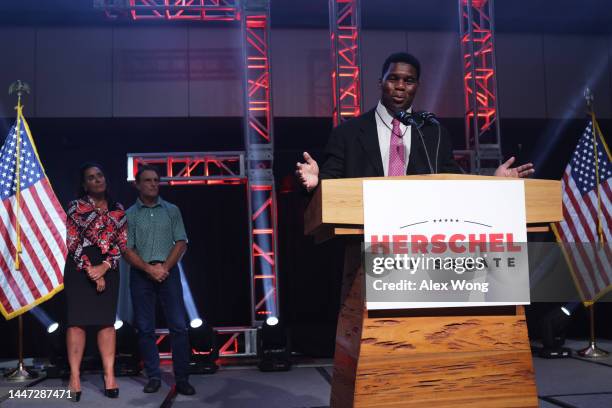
579 302 608 358
578 88 608 359
585 88 605 243
3 314 38 381
14 88 23 270
3 81 38 382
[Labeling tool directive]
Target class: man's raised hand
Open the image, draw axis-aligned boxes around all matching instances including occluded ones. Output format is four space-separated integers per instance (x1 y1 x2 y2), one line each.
295 152 320 192
494 156 535 178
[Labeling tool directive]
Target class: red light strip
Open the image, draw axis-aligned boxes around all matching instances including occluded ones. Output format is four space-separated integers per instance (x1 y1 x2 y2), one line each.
459 0 501 173
218 333 240 354
124 0 239 21
245 15 272 144
242 7 279 323
329 0 362 126
129 153 246 185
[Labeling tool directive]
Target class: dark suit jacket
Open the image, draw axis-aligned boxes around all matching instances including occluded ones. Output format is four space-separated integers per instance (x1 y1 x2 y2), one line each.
320 108 463 179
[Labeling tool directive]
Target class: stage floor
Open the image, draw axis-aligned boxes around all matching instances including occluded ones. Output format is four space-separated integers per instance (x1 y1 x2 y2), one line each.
1 339 612 407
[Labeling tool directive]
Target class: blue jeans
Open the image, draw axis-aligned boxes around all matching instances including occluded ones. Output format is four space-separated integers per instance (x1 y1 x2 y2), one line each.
130 265 190 382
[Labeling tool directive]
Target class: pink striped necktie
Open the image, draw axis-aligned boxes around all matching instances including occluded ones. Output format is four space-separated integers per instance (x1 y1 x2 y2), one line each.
388 118 405 176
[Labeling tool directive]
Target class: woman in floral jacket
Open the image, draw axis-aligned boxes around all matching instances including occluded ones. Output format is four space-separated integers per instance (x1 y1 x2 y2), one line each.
64 163 126 400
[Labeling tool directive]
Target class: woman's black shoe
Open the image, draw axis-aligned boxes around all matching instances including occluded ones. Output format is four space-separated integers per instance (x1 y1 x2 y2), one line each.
71 391 81 402
102 375 119 398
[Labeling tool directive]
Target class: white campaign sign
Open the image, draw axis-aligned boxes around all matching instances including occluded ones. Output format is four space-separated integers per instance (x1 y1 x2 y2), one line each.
363 180 529 310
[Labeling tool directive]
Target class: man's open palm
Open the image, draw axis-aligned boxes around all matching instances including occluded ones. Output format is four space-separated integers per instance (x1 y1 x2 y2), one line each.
295 152 320 192
494 156 535 178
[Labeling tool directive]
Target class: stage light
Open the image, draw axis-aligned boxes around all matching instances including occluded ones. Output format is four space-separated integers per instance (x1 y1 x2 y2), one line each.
178 261 205 329
190 318 203 329
266 316 279 326
258 320 291 372
189 325 218 374
114 322 141 376
561 302 579 317
29 306 59 334
538 303 576 358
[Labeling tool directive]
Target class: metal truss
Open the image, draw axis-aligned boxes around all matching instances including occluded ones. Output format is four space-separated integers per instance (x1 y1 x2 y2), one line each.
94 0 239 21
242 0 279 326
458 0 502 174
215 326 258 357
328 0 363 126
155 327 257 358
116 0 279 357
126 151 247 185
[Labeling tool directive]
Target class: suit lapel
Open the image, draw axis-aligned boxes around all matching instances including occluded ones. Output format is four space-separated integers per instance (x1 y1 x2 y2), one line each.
357 109 384 177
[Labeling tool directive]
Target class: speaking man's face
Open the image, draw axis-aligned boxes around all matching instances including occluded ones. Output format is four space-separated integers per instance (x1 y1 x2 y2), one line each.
380 62 419 113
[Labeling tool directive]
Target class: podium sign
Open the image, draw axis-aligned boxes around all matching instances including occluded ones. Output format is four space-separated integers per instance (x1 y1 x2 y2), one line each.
363 180 530 309
305 175 557 407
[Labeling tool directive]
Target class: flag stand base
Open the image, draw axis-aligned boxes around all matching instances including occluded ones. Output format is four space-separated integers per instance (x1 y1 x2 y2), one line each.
4 362 38 382
578 342 609 358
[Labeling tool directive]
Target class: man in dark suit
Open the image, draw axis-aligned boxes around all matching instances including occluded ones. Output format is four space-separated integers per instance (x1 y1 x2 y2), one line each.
296 52 534 190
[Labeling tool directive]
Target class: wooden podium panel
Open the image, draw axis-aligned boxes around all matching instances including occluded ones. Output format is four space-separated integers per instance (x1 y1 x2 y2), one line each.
305 176 561 408
331 242 538 408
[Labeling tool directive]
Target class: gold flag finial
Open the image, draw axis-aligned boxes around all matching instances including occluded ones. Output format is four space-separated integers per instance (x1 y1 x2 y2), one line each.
584 87 594 112
8 80 30 97
9 80 30 111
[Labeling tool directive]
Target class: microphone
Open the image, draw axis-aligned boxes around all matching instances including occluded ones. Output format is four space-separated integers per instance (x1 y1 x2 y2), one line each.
418 111 440 125
394 110 440 127
394 110 441 174
394 110 419 127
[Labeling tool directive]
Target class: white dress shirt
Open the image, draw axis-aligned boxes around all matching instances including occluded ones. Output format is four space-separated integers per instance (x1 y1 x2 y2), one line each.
374 101 412 176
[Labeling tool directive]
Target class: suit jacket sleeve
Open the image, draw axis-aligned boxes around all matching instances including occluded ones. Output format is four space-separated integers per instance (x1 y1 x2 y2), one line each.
319 126 346 180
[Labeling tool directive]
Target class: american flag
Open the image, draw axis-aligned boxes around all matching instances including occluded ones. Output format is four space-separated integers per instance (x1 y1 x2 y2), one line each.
0 112 67 319
552 118 612 302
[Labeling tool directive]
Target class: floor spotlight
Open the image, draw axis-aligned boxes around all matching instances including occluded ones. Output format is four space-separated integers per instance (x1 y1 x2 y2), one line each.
190 318 203 329
115 322 141 376
189 325 218 374
47 322 59 334
31 307 67 379
114 319 124 330
538 303 576 358
560 301 579 317
258 318 291 372
29 306 59 334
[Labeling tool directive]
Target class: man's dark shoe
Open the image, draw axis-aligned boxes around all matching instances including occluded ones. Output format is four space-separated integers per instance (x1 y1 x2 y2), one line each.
143 378 161 393
175 381 195 396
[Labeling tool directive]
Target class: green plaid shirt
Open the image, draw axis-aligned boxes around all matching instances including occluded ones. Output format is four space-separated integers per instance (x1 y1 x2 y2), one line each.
126 197 187 263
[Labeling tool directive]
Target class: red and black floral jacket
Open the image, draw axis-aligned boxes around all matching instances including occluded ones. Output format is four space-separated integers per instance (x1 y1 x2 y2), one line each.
66 196 127 271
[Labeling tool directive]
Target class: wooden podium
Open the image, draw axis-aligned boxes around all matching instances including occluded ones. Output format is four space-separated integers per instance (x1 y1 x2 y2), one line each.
304 175 562 408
